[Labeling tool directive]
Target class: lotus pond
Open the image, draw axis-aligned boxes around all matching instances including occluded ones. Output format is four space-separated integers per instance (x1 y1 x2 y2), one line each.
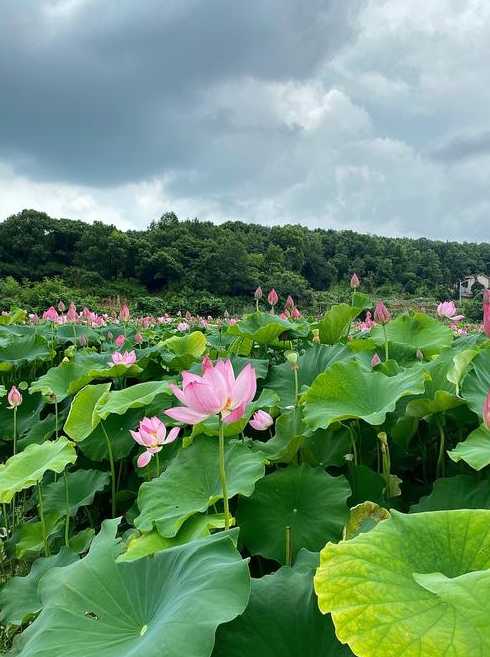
0 293 489 657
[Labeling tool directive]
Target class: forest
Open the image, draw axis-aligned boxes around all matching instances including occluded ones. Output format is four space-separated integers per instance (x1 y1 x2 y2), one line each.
0 209 489 315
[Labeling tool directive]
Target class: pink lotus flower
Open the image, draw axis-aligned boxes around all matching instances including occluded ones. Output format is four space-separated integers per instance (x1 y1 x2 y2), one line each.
484 290 490 338
371 353 382 368
484 391 490 430
119 304 130 322
177 321 189 332
268 288 279 307
7 385 22 408
279 312 288 320
350 273 360 289
43 306 59 322
291 307 302 319
130 416 180 468
110 350 137 367
437 301 464 322
134 333 143 345
374 301 391 325
166 358 257 425
115 334 125 347
249 410 273 431
66 303 78 322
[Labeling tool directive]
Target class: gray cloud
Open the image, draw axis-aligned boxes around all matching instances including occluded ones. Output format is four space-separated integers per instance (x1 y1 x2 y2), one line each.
431 131 490 163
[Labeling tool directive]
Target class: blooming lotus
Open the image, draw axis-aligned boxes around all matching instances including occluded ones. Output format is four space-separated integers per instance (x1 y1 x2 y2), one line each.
66 303 78 322
43 306 59 322
437 301 464 322
249 410 273 431
110 350 137 367
166 358 257 425
177 321 189 332
130 416 180 468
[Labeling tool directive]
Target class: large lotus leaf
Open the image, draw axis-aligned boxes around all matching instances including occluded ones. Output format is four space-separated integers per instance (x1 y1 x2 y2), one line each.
461 348 490 417
14 513 64 559
253 407 304 463
411 474 490 512
163 330 206 358
63 383 111 442
118 513 226 562
448 424 490 470
43 469 110 516
0 334 53 372
213 551 353 657
54 324 100 345
342 501 391 540
238 464 350 564
0 437 77 503
318 304 361 345
0 548 78 626
267 344 353 408
302 424 353 468
303 360 426 430
228 311 309 345
30 352 141 402
447 348 478 394
349 464 386 506
135 436 265 537
13 520 251 657
371 312 453 358
315 509 490 657
95 380 171 419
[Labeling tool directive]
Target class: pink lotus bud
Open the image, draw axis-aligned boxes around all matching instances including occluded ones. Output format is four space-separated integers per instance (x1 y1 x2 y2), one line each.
115 335 125 347
371 353 382 368
254 287 263 300
57 300 65 313
42 306 59 322
177 321 189 332
7 385 22 408
79 335 88 347
134 333 143 345
119 304 130 322
350 273 360 289
484 290 490 338
249 410 274 431
279 312 289 320
267 288 279 306
285 295 295 310
484 391 490 429
66 303 77 322
374 301 391 325
291 307 302 319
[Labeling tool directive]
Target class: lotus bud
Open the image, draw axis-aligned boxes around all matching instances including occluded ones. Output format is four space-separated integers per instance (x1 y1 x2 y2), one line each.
416 349 424 361
374 301 391 325
484 391 490 430
119 304 130 322
115 335 125 347
7 385 22 408
350 273 360 289
106 331 113 341
371 353 382 368
254 287 263 300
291 307 301 319
285 295 295 310
134 333 143 345
249 410 274 431
57 300 66 313
267 288 279 307
79 335 88 347
312 328 320 344
286 351 299 370
224 310 230 319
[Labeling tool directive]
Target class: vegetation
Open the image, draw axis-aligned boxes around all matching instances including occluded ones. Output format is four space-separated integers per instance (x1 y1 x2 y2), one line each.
0 288 489 655
1 209 489 315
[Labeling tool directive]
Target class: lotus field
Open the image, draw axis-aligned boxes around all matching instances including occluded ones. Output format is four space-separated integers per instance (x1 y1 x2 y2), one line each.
0 286 490 657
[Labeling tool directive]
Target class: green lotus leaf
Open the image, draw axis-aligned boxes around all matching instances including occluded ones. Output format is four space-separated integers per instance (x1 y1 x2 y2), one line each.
318 304 361 345
342 501 391 540
238 464 350 564
0 548 78 626
230 356 269 379
348 464 386 507
371 312 453 358
43 469 110 516
303 360 426 430
302 424 353 468
0 334 53 372
253 407 304 463
0 391 45 443
54 324 100 345
448 424 490 470
406 349 464 417
118 513 226 562
267 344 353 408
447 348 478 394
411 473 490 512
163 330 207 358
213 551 353 657
315 509 490 657
406 390 464 418
461 348 490 417
14 513 64 559
13 520 251 657
63 383 111 442
135 436 265 537
95 380 171 419
30 352 141 402
0 437 77 503
228 311 309 345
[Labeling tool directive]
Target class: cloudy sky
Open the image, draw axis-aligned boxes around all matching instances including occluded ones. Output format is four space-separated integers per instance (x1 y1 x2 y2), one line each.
1 0 489 240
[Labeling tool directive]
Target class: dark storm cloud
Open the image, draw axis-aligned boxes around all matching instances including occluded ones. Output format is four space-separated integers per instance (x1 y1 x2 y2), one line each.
0 0 362 186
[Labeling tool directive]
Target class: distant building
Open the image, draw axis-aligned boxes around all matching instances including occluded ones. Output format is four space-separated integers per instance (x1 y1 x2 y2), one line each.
458 274 490 299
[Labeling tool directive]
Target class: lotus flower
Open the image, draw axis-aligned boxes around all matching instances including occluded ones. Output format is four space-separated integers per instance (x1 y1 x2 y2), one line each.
374 301 391 325
110 350 137 367
249 410 273 431
285 295 295 310
130 416 180 468
66 303 78 322
177 321 189 332
291 307 302 319
254 287 263 300
115 334 125 347
484 290 490 337
437 301 464 322
119 304 130 322
134 333 143 344
166 358 257 425
350 273 360 289
484 391 490 430
7 385 22 408
43 306 59 322
371 353 381 368
268 288 279 307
